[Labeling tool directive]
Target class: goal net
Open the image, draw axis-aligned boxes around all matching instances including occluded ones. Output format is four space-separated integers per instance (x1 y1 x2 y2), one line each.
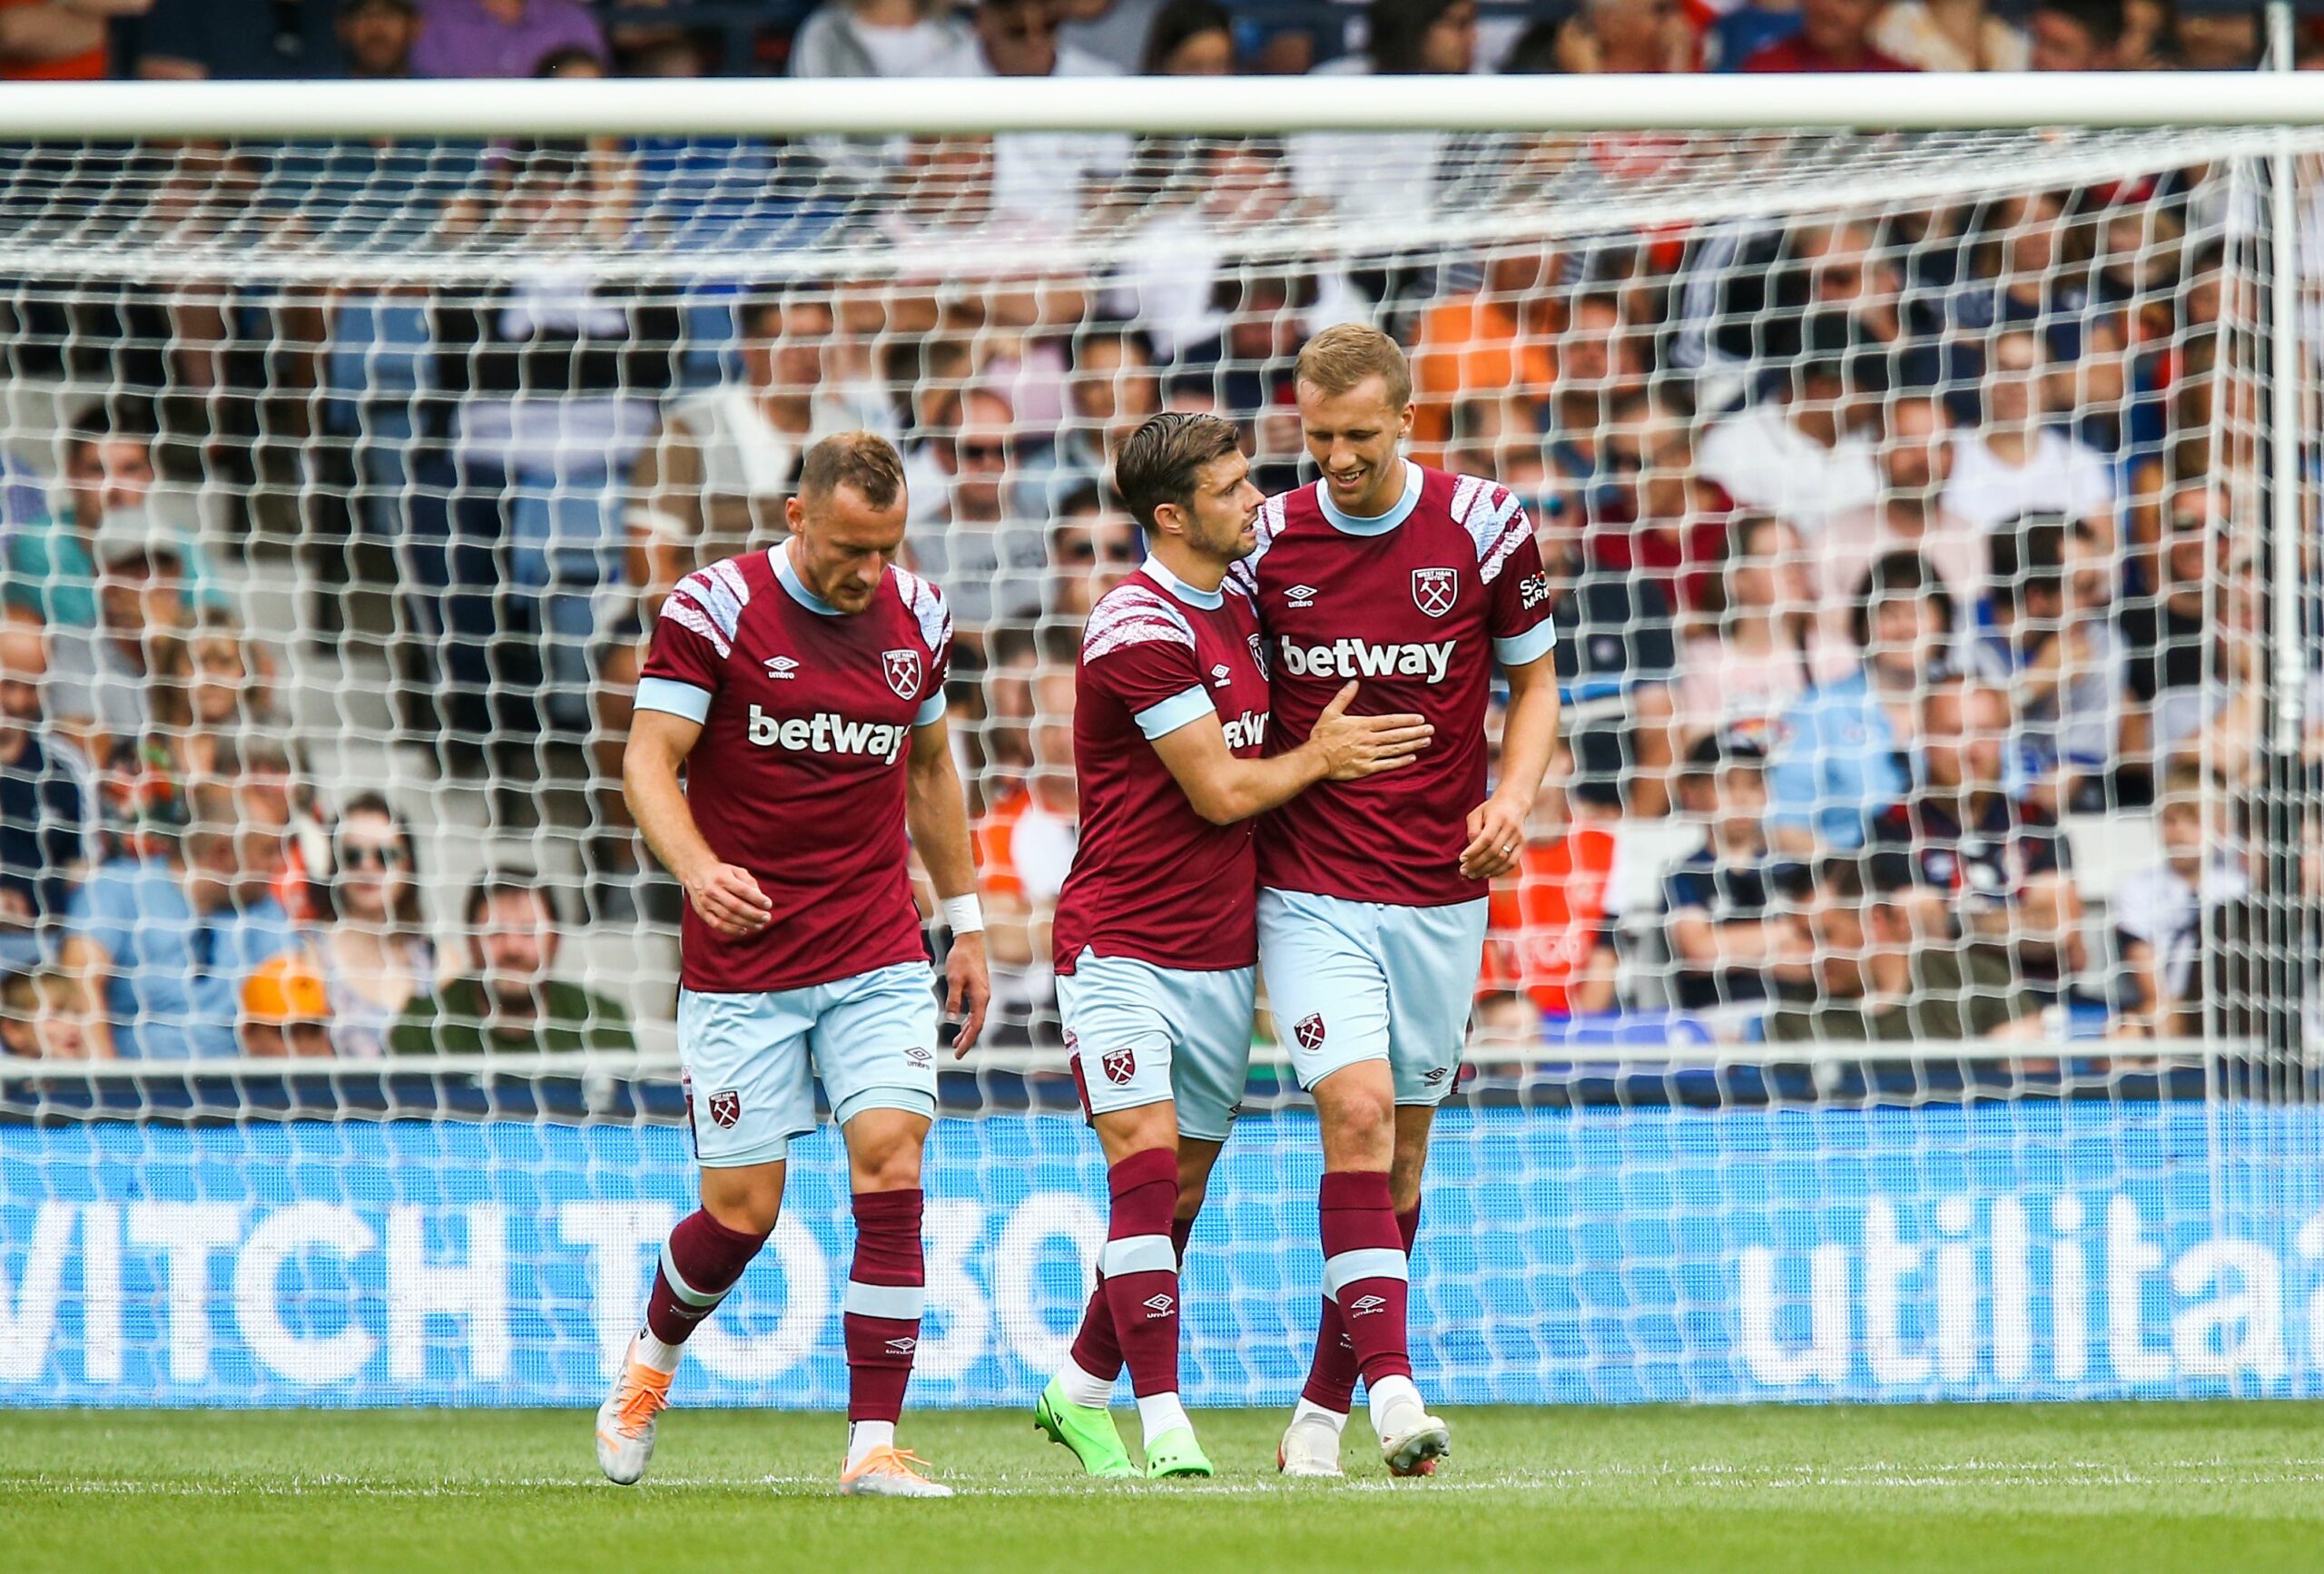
0 80 2319 1407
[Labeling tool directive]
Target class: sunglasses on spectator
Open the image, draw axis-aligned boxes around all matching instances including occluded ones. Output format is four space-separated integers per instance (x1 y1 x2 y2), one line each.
340 842 407 871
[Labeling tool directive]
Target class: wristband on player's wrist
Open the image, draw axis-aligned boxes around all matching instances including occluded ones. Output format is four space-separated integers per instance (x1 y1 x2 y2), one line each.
940 895 985 935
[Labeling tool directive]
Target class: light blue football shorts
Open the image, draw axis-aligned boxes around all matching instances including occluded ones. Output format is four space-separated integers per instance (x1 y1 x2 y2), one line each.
1055 948 1256 1143
676 960 939 1167
1256 888 1490 1106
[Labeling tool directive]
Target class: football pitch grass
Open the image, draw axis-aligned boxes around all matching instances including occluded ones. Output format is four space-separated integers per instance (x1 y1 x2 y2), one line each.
5 1402 2320 1572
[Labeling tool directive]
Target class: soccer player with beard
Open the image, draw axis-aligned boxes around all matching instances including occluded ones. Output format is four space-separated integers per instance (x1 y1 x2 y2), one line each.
594 432 990 1499
1238 326 1562 1478
1033 412 1434 1480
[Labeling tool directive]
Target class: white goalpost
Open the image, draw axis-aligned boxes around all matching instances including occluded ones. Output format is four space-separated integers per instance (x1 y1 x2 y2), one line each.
0 72 2316 1410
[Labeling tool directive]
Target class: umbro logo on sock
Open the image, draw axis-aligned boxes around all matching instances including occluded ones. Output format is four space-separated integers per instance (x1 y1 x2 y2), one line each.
884 1336 918 1355
1141 1294 1175 1316
1348 1294 1388 1318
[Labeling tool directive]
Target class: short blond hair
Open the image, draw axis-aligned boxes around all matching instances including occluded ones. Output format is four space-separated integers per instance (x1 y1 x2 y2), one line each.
799 429 907 511
1295 323 1412 409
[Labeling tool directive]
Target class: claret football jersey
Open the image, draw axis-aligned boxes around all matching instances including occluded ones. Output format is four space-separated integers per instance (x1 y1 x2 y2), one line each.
1052 557 1272 975
1238 460 1557 908
637 548 951 994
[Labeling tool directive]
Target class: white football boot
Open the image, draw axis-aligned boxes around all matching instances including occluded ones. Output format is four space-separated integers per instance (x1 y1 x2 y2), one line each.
595 1342 674 1486
1376 1392 1451 1478
839 1446 956 1498
1276 1412 1346 1479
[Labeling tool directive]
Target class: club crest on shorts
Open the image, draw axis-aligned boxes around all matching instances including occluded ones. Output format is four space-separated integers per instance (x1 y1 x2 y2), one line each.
881 647 921 699
1412 566 1458 618
1102 1046 1137 1085
1294 1012 1326 1051
707 1088 742 1128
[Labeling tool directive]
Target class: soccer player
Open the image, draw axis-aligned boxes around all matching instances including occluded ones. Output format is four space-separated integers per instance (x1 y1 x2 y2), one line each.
595 432 990 1499
1241 325 1561 1478
1032 412 1434 1481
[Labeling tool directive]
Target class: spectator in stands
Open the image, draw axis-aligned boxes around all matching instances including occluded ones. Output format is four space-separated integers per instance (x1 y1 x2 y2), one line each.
0 969 85 1058
391 871 632 1055
2027 0 2121 69
1819 393 1982 666
340 0 420 77
1546 527 1679 819
1099 142 1302 366
1056 328 1160 492
1540 0 1695 73
1977 515 2132 814
1768 548 1952 854
0 611 85 974
1137 0 1233 73
1409 244 1559 468
0 0 146 79
928 0 1130 227
977 664 1078 1036
5 406 220 644
133 0 342 76
240 951 334 1058
902 386 1050 640
44 507 193 751
1941 329 2115 546
1675 513 1819 749
1741 0 1915 69
1663 731 1816 1016
790 0 971 76
1695 333 1880 540
309 793 434 1060
1872 674 2087 989
1870 0 2027 68
1042 487 1139 621
1539 291 1654 528
410 0 606 78
62 782 293 1060
2113 761 2244 1041
1767 854 2043 1043
2119 483 2215 775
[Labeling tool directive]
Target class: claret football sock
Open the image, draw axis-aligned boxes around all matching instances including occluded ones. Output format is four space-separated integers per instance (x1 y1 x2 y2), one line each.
1316 1170 1413 1390
1066 1280 1125 1392
1097 1148 1185 1403
1303 1200 1420 1412
644 1208 771 1361
844 1187 927 1430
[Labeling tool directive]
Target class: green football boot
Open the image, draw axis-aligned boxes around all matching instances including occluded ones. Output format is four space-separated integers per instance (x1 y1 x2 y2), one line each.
1034 1376 1137 1479
1142 1427 1215 1480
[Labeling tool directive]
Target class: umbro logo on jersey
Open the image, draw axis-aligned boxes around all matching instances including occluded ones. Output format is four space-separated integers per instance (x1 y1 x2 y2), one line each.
905 1046 932 1065
763 654 799 680
1141 1294 1175 1317
1285 584 1320 607
1210 663 1233 688
1348 1294 1388 1318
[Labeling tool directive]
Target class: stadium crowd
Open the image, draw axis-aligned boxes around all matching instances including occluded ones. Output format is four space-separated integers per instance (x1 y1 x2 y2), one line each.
0 0 2310 1061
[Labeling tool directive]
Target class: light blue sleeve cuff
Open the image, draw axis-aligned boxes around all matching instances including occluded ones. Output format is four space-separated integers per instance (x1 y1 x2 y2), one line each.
634 676 714 723
1492 619 1558 668
1133 685 1214 740
915 691 947 727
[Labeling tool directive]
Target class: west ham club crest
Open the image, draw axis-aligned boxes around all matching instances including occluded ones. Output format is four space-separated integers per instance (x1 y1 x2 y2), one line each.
1412 567 1458 618
707 1088 742 1128
881 647 922 699
1294 1013 1327 1050
1102 1047 1137 1085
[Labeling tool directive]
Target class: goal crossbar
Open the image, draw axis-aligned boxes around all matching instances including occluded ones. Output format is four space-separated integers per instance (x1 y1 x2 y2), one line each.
0 71 2319 140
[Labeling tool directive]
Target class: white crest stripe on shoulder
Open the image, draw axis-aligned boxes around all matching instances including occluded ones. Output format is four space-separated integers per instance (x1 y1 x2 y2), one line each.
660 594 732 661
706 556 751 609
1450 474 1487 528
678 568 743 643
1084 615 1195 664
1477 510 1532 585
892 566 950 654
